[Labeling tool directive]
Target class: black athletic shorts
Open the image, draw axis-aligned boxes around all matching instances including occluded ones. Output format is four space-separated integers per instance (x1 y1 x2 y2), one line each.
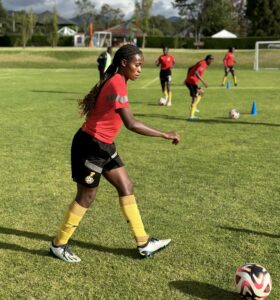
186 83 200 98
71 128 124 188
225 66 234 74
160 69 172 83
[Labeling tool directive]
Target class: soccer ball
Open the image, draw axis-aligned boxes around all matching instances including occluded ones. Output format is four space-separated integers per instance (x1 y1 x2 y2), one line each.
229 108 240 119
158 97 167 106
234 263 272 299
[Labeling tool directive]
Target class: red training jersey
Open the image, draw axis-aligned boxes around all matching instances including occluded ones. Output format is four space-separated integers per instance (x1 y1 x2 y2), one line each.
223 51 235 67
185 60 207 85
157 55 175 70
82 73 129 144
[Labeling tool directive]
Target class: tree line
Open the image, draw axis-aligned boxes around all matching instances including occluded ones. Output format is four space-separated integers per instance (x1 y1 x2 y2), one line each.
0 0 280 48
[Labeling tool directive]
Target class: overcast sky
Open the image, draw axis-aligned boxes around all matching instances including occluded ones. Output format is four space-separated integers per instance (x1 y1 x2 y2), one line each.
2 0 179 19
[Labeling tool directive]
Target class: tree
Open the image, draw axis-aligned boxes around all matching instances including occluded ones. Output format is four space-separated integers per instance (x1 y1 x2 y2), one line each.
0 0 8 34
18 10 36 48
231 0 247 36
149 15 175 36
132 0 154 48
172 0 204 41
246 0 280 36
173 0 239 37
200 0 237 36
46 7 59 47
75 0 95 33
98 4 124 29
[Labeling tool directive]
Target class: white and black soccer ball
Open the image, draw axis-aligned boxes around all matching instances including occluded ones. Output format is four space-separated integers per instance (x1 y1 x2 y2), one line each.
229 108 240 119
158 97 167 106
234 263 272 299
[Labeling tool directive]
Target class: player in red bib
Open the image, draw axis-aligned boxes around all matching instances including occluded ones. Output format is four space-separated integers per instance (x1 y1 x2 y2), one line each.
50 44 180 262
155 46 175 106
184 54 214 120
222 47 237 86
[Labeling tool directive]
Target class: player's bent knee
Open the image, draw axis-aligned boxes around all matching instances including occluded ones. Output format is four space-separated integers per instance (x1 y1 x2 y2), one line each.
75 187 97 208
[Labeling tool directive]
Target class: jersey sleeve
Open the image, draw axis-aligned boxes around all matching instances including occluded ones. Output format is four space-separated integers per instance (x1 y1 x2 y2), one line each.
107 76 129 110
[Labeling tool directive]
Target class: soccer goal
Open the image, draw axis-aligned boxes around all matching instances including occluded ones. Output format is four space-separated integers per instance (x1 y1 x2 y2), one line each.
93 31 112 48
254 41 280 70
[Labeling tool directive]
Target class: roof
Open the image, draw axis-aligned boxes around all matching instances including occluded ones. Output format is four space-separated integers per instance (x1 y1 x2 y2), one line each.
103 22 143 37
57 26 77 36
211 29 237 38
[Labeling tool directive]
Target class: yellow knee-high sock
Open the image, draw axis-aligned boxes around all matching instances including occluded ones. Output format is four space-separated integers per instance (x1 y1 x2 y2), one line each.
190 95 202 117
168 91 172 103
119 195 149 246
164 89 168 100
54 201 87 246
233 76 237 85
222 76 228 85
190 104 196 117
195 95 202 106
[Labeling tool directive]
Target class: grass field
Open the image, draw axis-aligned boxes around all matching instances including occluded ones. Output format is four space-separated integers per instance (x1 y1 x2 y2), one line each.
0 48 279 299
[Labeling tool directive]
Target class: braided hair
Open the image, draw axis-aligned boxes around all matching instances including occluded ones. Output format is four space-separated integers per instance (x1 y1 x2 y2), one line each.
79 44 143 117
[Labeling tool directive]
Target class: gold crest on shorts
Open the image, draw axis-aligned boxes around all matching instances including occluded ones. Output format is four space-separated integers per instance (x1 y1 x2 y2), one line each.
85 172 95 184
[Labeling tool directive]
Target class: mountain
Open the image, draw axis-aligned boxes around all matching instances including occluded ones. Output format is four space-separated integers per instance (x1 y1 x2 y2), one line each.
168 16 181 22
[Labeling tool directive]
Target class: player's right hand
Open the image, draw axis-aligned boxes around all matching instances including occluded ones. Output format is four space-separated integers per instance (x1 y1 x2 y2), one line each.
164 131 180 145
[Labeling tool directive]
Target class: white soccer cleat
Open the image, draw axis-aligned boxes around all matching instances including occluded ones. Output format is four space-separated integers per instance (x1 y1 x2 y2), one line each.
189 116 199 121
167 101 172 107
50 243 81 263
138 237 171 258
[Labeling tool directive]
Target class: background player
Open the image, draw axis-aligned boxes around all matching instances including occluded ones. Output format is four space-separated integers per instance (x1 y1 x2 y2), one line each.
50 44 180 263
222 47 237 86
184 54 214 120
155 46 175 107
97 46 112 80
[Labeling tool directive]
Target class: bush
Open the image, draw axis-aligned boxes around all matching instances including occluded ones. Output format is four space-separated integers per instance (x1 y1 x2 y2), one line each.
57 36 74 47
1 33 279 49
0 35 12 47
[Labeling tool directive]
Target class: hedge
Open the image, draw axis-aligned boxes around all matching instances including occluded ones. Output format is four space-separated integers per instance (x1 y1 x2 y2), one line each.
0 34 74 47
137 36 280 49
0 34 279 49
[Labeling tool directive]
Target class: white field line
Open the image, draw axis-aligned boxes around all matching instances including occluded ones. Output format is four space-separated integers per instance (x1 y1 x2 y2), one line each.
137 86 280 90
140 77 159 89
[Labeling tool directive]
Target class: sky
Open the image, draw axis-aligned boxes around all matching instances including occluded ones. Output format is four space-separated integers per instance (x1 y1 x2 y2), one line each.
2 0 179 19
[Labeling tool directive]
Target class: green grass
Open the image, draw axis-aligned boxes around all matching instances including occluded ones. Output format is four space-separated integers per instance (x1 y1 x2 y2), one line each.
0 47 256 69
0 54 279 299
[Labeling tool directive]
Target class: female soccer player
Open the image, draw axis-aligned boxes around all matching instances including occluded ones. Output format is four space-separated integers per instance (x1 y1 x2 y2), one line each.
50 44 180 263
155 46 175 107
184 54 214 120
222 47 237 86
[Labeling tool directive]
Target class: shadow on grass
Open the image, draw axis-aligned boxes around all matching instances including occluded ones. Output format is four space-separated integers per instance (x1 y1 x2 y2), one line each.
187 118 280 127
0 226 139 259
0 241 49 257
169 280 240 300
134 113 186 121
32 90 81 94
219 226 280 239
134 113 280 126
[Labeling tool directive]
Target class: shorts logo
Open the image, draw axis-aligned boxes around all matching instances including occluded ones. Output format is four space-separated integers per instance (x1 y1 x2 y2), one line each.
85 172 95 184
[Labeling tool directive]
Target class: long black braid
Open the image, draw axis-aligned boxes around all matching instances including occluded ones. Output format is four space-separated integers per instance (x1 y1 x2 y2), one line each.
79 44 143 117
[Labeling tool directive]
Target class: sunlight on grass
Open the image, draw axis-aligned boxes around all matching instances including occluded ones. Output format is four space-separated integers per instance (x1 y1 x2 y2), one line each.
0 60 279 299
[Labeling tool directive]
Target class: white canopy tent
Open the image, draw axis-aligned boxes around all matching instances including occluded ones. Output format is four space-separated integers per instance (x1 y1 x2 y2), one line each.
57 26 76 36
211 29 237 38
